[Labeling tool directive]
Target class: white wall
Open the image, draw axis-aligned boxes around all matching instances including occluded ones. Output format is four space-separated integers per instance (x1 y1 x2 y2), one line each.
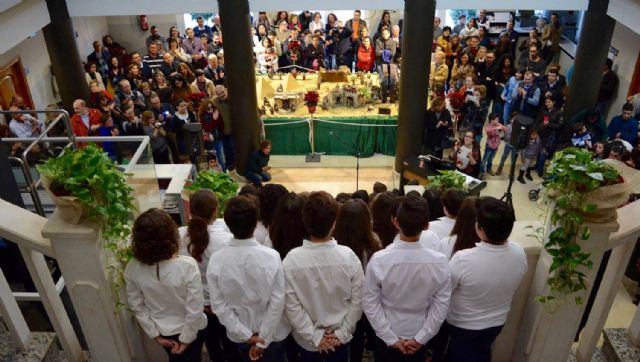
606 21 640 121
106 15 182 55
0 31 58 108
72 16 109 62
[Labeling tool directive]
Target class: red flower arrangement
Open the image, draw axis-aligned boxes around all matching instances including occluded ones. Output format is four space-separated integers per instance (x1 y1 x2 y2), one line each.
304 90 320 106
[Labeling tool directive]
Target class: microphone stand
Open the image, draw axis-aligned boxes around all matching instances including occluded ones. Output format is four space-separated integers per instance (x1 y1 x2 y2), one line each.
330 130 362 190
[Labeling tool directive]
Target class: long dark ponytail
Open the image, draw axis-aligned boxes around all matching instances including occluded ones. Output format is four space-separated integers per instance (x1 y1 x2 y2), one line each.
187 189 218 262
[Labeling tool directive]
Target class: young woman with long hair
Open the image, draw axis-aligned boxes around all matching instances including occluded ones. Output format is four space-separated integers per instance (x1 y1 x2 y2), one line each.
370 192 399 248
440 197 480 258
177 189 238 362
269 192 308 260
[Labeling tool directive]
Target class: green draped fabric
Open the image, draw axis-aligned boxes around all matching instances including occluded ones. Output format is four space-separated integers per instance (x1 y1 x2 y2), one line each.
263 116 397 156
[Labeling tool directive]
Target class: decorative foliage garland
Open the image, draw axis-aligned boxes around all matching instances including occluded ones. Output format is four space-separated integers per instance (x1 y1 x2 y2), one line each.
37 144 137 309
533 148 623 311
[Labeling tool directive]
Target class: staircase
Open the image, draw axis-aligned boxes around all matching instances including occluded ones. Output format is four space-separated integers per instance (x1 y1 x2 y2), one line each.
0 318 62 361
601 328 640 362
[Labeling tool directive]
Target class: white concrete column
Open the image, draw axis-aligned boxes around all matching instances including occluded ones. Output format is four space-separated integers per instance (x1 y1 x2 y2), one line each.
513 220 620 362
630 303 640 345
41 212 143 362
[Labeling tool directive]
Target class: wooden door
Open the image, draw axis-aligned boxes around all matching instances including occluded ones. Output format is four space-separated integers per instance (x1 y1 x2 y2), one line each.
629 51 640 96
0 57 34 110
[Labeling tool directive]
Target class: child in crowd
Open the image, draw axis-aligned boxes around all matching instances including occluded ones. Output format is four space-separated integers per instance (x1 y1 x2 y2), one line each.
518 130 541 184
495 112 519 175
444 197 527 362
479 113 506 178
283 191 364 360
207 153 223 172
593 142 606 160
571 122 593 149
178 190 238 361
207 195 290 361
124 208 207 361
364 196 451 362
429 188 466 240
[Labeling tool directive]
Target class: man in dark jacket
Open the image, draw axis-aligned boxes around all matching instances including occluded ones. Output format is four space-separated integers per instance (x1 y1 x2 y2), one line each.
596 59 619 116
244 140 272 187
330 21 354 67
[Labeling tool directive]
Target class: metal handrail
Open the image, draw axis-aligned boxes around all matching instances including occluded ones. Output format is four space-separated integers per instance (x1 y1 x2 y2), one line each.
2 109 74 216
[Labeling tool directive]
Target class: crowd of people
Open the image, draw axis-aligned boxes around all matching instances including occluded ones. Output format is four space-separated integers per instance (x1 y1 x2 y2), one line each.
4 10 639 184
424 12 640 181
126 183 527 362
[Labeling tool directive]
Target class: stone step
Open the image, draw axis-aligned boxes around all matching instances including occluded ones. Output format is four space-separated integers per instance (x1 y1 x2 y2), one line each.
0 326 61 362
568 345 608 362
601 328 640 362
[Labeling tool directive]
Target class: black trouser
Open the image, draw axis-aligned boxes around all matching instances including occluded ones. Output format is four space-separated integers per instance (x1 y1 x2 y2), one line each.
426 321 450 362
152 147 171 164
162 330 204 362
351 314 375 362
373 336 428 362
445 322 503 362
204 309 240 362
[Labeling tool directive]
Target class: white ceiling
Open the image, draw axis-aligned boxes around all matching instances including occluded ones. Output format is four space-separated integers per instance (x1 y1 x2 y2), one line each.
66 0 590 16
608 0 640 35
0 0 23 13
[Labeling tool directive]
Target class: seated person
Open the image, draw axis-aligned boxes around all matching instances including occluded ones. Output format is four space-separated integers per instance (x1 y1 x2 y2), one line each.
244 140 272 187
571 122 593 149
608 102 638 146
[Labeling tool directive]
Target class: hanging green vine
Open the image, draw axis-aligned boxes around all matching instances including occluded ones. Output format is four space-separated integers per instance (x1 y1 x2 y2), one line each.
37 144 137 309
533 148 623 311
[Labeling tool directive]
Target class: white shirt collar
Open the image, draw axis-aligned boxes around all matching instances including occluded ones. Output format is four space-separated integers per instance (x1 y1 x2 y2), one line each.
302 238 337 248
229 237 260 247
476 241 509 251
391 236 423 249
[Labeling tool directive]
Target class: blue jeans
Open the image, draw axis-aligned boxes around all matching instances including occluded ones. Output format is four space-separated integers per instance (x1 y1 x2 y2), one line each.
503 102 516 125
222 135 235 170
479 145 498 174
298 343 348 362
236 340 286 362
498 143 518 171
536 148 552 176
245 172 271 185
213 140 226 171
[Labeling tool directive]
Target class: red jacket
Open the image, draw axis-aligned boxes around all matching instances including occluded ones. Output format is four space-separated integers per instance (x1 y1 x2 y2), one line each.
356 45 376 72
70 108 102 142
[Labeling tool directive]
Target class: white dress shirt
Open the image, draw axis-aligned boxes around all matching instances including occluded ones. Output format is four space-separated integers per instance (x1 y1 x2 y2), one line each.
283 239 364 351
419 229 446 255
364 237 451 346
439 235 457 259
178 219 232 305
429 216 456 240
253 221 271 247
124 255 207 343
447 241 527 330
207 238 290 346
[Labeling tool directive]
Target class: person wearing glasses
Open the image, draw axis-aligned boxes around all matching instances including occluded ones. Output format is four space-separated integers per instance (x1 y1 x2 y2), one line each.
450 131 481 178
